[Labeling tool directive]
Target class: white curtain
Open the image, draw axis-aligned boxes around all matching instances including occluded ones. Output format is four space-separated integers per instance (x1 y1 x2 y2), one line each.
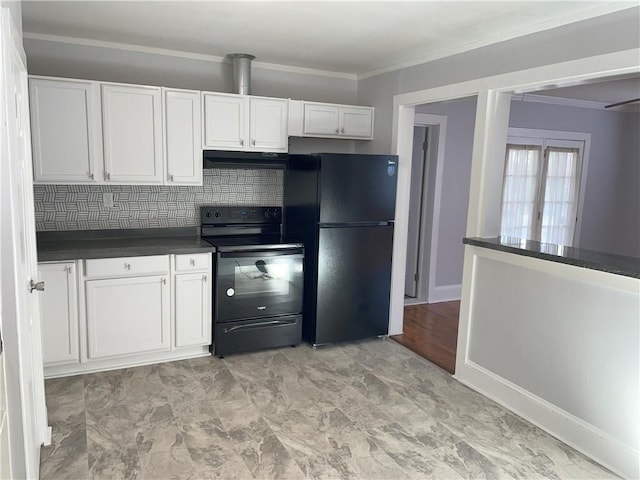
540 147 580 246
500 145 541 240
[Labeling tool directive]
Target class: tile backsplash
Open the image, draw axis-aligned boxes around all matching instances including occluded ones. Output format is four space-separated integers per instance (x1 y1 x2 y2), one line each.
33 168 283 231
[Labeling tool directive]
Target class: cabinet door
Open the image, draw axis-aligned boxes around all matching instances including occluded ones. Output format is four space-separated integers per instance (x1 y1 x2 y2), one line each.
164 88 202 185
248 97 288 152
102 84 163 183
38 263 79 366
303 102 340 136
86 275 170 359
202 93 246 150
29 78 101 183
340 106 374 138
174 272 211 348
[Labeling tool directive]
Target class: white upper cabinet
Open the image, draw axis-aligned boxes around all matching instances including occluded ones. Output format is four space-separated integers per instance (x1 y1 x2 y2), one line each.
164 88 202 185
300 101 374 140
202 92 246 150
29 78 102 183
248 97 288 152
340 106 374 138
202 93 289 152
102 83 163 184
303 102 342 136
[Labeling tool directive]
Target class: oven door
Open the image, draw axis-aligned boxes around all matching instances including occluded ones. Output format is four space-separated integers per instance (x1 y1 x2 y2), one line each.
215 247 304 322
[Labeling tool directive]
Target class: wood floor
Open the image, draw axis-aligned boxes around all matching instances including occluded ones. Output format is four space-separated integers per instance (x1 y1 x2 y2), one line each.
391 301 460 374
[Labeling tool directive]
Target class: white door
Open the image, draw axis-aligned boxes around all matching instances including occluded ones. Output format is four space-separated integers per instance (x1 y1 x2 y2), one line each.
303 102 340 136
340 106 374 138
202 92 246 150
164 88 202 185
102 84 163 183
248 97 288 152
405 126 428 298
0 9 48 478
86 275 170 359
39 263 80 366
29 78 101 183
174 273 211 347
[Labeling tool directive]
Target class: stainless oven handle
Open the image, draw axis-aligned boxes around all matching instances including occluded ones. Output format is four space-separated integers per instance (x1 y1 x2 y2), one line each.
224 319 298 333
219 249 304 259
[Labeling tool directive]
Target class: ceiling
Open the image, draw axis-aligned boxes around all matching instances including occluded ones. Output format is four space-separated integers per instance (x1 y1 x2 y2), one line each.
21 1 637 78
528 75 640 111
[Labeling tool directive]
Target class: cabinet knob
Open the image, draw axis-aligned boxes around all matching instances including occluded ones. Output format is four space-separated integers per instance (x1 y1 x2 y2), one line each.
190 258 195 266
340 128 345 134
65 266 72 274
240 139 244 146
124 263 131 270
161 278 167 285
251 139 256 146
88 172 94 180
335 128 339 134
170 174 174 182
105 172 111 180
202 274 207 282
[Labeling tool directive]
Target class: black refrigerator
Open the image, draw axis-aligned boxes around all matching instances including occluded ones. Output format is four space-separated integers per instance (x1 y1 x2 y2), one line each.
283 153 398 345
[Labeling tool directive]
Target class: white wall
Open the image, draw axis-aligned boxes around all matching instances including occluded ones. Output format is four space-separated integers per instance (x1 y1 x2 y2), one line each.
23 37 358 103
510 101 640 257
356 7 640 155
416 97 477 292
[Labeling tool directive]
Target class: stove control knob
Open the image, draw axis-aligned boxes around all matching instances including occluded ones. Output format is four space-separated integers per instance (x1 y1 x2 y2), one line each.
214 211 221 218
205 211 211 218
226 288 235 297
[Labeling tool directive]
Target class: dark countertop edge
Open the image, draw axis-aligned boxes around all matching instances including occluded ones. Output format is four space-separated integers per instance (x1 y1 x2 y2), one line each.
463 237 640 279
36 228 215 262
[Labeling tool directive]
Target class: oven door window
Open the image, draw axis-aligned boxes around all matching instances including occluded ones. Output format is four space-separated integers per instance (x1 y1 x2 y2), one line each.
216 248 303 322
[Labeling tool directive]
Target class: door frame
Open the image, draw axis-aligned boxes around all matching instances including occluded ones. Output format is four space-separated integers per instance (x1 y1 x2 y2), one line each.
413 113 448 304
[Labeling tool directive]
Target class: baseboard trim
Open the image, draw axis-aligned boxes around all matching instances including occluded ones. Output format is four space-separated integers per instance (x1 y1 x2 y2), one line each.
454 360 638 479
428 284 461 303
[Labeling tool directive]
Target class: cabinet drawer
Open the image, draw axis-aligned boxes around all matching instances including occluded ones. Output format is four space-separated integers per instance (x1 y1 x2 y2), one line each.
85 255 169 278
175 253 210 272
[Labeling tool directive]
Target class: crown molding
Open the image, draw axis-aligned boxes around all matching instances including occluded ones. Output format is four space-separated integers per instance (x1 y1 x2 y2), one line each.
22 32 357 81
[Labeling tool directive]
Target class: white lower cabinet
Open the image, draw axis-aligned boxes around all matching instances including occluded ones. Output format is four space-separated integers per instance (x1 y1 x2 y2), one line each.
38 262 80 367
41 253 212 378
85 274 170 359
174 273 211 348
173 253 212 348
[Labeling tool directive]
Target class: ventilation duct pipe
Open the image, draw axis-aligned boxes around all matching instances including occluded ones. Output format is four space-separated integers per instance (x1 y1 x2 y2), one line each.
227 53 255 95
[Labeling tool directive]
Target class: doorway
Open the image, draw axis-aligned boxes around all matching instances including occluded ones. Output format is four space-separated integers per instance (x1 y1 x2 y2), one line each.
403 114 446 305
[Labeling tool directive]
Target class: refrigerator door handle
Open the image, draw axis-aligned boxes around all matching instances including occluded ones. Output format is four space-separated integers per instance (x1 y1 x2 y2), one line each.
319 221 394 228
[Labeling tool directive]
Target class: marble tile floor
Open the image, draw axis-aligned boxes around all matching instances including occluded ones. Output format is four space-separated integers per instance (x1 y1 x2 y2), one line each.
40 339 618 480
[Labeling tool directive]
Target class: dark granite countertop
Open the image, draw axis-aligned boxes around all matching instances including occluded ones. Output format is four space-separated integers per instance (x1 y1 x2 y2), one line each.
463 237 640 279
37 228 215 262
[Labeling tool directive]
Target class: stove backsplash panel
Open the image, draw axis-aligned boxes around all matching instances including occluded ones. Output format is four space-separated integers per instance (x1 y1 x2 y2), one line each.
33 168 283 231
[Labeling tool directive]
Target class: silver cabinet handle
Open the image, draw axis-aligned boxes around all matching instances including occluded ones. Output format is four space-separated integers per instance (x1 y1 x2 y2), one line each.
202 274 207 282
240 139 244 146
335 128 339 134
189 258 195 266
340 128 345 134
124 263 131 270
30 280 45 292
105 172 111 180
65 266 72 274
161 278 167 285
88 172 94 179
169 174 174 182
251 139 256 146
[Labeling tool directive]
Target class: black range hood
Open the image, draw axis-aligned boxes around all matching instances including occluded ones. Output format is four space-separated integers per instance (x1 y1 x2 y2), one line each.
203 150 288 169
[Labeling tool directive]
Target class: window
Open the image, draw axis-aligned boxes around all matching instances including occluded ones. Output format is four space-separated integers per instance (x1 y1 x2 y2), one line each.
500 130 587 246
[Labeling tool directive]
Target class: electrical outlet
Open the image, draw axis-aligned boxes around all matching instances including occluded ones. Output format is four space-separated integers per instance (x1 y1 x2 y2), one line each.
103 192 114 208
